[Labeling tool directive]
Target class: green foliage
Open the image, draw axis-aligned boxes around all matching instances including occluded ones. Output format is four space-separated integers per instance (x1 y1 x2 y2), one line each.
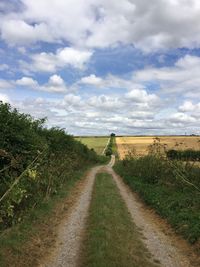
114 155 200 244
105 135 117 156
0 101 101 230
105 146 112 156
167 149 200 161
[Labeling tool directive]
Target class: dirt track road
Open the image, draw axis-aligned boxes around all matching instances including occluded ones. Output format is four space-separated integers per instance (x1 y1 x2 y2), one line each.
42 155 197 267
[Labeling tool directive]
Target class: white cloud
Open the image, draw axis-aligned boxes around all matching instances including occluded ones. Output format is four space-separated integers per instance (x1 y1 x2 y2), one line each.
81 74 103 86
16 77 38 87
56 47 92 69
1 20 53 45
15 75 68 93
1 1 200 135
80 73 145 90
168 112 196 124
64 94 81 106
21 47 93 73
42 75 67 93
129 111 154 119
178 101 200 120
88 95 123 111
9 92 200 136
125 89 158 103
133 55 200 98
179 101 196 112
49 75 64 86
2 0 200 51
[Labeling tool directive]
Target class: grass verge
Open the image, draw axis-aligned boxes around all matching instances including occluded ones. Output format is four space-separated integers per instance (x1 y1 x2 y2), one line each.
80 172 158 267
114 156 200 246
0 168 89 267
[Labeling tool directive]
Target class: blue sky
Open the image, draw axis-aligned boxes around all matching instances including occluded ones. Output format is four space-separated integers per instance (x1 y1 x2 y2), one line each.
0 0 200 135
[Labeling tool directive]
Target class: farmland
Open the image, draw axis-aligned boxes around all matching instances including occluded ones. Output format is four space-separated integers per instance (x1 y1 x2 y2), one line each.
116 136 200 159
75 136 109 154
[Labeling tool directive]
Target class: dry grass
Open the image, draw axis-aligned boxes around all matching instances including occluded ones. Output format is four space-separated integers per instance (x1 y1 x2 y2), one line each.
116 136 200 159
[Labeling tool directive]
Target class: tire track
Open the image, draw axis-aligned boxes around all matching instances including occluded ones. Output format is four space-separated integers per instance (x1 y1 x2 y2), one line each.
42 165 103 267
42 155 198 267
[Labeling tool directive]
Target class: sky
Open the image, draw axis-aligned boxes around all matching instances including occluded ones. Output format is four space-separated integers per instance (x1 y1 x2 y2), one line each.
0 0 200 136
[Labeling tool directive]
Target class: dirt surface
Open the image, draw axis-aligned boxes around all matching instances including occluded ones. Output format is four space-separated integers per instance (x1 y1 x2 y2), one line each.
116 136 200 159
40 166 103 267
37 156 199 267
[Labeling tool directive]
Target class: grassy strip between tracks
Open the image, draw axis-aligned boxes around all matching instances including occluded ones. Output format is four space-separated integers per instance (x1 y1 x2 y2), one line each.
0 168 89 267
80 172 158 267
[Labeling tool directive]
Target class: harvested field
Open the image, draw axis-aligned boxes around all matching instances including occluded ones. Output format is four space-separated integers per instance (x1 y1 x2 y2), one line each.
116 136 200 159
75 137 109 155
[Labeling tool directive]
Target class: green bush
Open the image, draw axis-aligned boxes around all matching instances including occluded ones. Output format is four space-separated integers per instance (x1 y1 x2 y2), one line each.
0 102 101 230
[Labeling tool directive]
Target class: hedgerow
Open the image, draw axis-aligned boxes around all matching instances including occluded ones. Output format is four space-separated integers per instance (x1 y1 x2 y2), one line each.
0 102 103 230
105 134 118 156
167 149 200 161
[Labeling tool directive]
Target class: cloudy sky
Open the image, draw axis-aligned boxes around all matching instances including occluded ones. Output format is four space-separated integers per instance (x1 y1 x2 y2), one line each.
0 0 200 135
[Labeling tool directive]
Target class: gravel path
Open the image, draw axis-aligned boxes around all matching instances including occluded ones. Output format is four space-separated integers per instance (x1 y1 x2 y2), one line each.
43 165 103 267
106 155 194 267
42 155 196 267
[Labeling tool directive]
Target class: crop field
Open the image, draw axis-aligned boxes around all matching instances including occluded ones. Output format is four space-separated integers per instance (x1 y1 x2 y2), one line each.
76 136 109 154
116 136 200 159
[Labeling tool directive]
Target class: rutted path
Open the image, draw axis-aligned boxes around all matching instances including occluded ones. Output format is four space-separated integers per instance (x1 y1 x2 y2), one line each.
42 155 197 267
42 166 102 267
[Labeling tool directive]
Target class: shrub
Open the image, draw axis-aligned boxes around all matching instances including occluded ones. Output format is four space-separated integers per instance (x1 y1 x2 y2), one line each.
0 102 101 230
